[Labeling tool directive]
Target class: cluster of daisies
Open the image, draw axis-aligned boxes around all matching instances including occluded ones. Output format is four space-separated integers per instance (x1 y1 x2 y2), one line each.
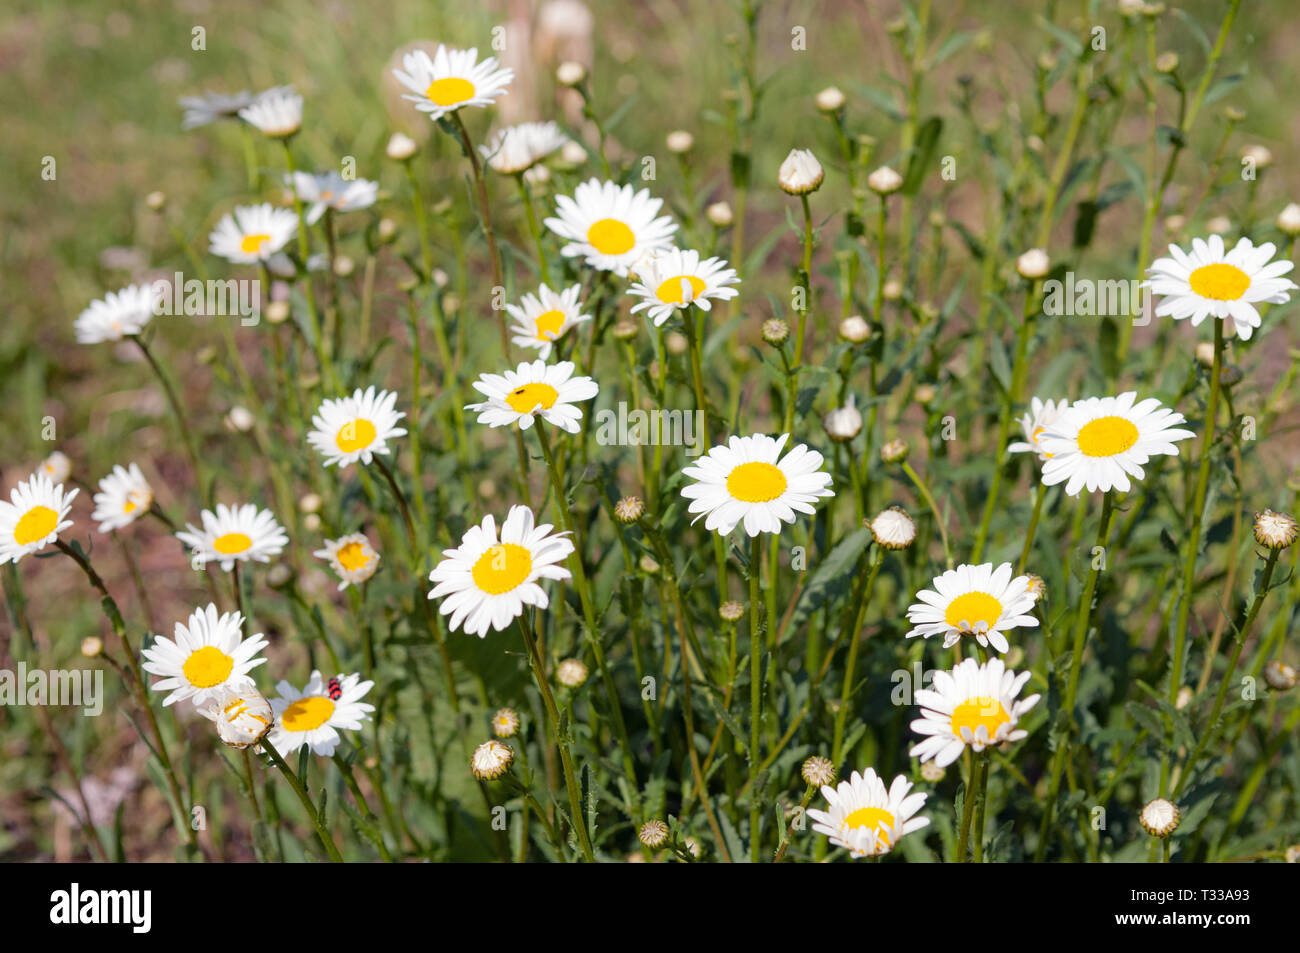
10 27 1298 862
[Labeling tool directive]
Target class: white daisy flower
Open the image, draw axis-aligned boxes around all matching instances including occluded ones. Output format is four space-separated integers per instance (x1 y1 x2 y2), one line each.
625 247 741 327
75 283 161 344
313 533 380 590
1144 234 1297 341
392 45 514 123
140 604 269 708
307 386 408 467
807 768 930 858
506 283 592 358
196 685 274 749
1007 397 1069 461
179 90 254 130
428 505 573 637
909 656 1041 767
466 359 598 433
905 562 1039 654
176 503 289 572
92 463 153 534
544 178 678 276
1039 392 1196 497
0 474 77 565
479 121 569 175
680 433 834 538
238 85 302 138
209 203 298 265
285 170 379 225
267 670 375 757
37 451 72 485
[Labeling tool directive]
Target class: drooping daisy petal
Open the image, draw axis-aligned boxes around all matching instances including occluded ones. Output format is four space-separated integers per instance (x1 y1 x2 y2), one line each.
285 171 379 225
180 90 254 130
1007 397 1069 462
909 657 1041 767
680 433 835 538
506 284 592 359
807 768 930 858
427 505 573 637
626 247 740 327
92 463 153 534
75 283 161 344
238 85 302 138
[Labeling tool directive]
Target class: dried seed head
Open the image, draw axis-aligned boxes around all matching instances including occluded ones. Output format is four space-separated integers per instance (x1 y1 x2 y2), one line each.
880 438 910 463
762 317 790 345
1254 510 1297 550
1264 661 1297 692
870 506 917 550
638 819 670 848
1139 798 1181 837
471 740 514 780
801 756 836 787
719 600 745 622
492 708 521 738
839 315 870 343
614 496 645 524
556 658 589 688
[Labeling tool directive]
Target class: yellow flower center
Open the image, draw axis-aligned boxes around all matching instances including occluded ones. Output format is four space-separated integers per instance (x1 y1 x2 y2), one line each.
655 274 707 305
281 695 336 732
123 500 137 514
726 461 788 503
239 233 271 254
14 505 57 546
1188 262 1250 301
335 417 377 454
213 532 252 555
534 309 567 340
182 646 234 688
471 542 533 595
425 76 476 106
337 541 371 572
1076 415 1139 458
586 218 635 256
843 806 895 845
944 591 1003 632
950 696 1011 740
505 382 559 414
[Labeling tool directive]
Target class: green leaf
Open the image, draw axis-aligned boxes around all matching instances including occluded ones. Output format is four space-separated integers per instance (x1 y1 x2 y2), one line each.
901 117 943 196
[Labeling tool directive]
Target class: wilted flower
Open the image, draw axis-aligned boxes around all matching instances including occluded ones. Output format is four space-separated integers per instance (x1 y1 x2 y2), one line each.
198 686 274 749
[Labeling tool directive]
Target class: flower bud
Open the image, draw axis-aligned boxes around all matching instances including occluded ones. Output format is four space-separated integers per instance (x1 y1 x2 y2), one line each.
665 130 694 154
639 819 669 848
761 317 790 345
869 506 917 549
1139 798 1180 837
614 496 645 523
386 132 418 161
1016 248 1050 279
1276 203 1300 237
778 148 824 195
866 165 903 195
706 201 734 227
492 708 521 738
815 86 846 113
801 756 835 787
556 658 588 688
839 315 870 343
880 438 909 463
823 395 863 442
556 60 587 86
471 740 514 780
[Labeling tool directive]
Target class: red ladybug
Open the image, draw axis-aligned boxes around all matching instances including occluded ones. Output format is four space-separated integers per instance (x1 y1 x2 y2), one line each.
327 677 343 701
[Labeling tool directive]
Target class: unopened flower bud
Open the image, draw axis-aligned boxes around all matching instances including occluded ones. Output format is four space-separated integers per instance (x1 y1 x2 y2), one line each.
778 148 824 195
386 132 418 161
815 86 846 113
471 740 514 780
866 165 903 195
762 318 790 345
556 658 588 688
706 201 734 227
839 315 870 343
880 438 909 463
1016 248 1050 279
801 756 835 787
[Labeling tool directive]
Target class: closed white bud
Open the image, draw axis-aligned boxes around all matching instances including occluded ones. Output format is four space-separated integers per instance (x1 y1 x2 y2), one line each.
815 86 846 113
665 130 694 154
823 395 863 442
706 201 734 227
1016 248 1050 279
386 132 418 161
556 60 587 86
866 165 903 195
778 148 824 195
1276 203 1300 237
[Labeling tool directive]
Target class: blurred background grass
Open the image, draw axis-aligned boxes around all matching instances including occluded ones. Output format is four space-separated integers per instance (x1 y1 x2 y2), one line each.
2 0 1298 859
